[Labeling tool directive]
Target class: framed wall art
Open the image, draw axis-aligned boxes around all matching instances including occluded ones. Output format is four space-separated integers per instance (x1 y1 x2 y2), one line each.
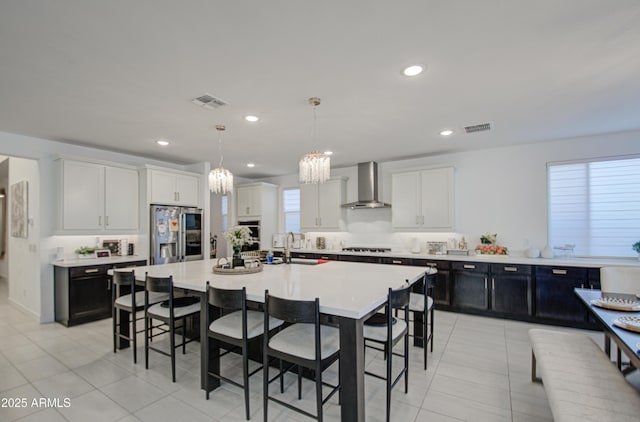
10 180 28 238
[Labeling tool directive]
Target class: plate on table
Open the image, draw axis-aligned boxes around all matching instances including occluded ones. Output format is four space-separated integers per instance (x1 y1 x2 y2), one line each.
591 297 640 311
612 316 640 333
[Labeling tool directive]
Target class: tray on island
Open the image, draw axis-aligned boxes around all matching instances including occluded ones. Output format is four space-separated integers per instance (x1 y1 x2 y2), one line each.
591 297 640 312
612 316 640 333
212 258 263 275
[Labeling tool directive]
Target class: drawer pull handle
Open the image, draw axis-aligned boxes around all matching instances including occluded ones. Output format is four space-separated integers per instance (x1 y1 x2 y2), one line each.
320 256 329 260
392 260 403 264
504 266 518 272
427 263 437 267
463 264 475 269
552 269 567 275
84 269 99 274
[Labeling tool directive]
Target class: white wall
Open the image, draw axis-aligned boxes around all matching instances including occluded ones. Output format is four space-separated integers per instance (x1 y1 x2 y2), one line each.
0 131 209 322
0 157 8 278
259 130 640 254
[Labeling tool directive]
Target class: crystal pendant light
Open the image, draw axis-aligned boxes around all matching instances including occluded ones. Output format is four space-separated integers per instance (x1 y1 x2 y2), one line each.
299 97 330 184
209 124 234 194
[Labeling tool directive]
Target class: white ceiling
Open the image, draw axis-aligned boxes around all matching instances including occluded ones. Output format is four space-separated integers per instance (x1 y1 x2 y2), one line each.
1 1 640 178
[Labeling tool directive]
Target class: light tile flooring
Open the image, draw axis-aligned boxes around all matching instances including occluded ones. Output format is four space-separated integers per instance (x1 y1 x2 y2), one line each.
1 277 638 422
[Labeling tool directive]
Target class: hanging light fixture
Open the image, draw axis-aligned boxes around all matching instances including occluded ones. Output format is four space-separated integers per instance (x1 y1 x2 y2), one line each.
299 97 330 184
209 124 234 194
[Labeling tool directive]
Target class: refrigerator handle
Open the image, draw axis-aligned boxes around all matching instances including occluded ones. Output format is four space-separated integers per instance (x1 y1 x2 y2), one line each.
180 212 185 261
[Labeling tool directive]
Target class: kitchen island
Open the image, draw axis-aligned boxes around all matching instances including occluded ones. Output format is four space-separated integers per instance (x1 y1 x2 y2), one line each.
116 259 429 422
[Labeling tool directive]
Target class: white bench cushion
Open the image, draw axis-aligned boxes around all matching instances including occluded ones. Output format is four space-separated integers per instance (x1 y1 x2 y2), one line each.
209 310 284 339
529 328 640 422
269 323 339 360
115 291 169 308
147 298 200 319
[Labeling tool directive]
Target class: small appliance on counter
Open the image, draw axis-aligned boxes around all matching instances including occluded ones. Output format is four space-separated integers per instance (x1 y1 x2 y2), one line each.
426 241 448 255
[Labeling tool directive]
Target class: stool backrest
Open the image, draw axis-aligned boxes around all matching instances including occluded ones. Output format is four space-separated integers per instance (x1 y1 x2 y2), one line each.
207 284 246 310
112 269 135 287
389 284 411 309
265 291 319 324
145 274 173 293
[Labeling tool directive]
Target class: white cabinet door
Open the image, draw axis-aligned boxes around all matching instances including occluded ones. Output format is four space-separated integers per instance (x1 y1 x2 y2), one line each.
175 174 199 206
62 160 104 230
300 183 319 230
317 179 343 229
237 185 261 217
150 170 200 206
150 170 178 204
105 167 139 230
391 171 421 228
421 167 454 229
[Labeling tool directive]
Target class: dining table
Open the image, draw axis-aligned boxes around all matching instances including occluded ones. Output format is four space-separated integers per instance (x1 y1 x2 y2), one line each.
115 258 432 422
574 288 640 369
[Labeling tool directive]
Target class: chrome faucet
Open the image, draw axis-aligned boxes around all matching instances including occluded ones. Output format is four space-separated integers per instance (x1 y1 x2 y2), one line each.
284 232 294 264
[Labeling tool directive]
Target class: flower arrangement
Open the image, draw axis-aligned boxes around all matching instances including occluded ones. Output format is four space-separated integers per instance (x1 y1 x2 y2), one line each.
480 233 497 245
224 226 254 248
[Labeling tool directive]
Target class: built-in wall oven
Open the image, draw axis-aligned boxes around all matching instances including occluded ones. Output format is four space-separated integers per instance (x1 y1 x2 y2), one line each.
237 219 260 251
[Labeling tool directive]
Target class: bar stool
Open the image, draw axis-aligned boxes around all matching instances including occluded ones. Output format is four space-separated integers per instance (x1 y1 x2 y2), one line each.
263 290 340 422
111 269 168 363
144 274 200 382
204 282 284 420
409 271 436 370
364 284 412 422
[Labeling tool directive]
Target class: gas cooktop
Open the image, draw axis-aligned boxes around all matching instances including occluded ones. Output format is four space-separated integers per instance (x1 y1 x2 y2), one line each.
341 247 392 253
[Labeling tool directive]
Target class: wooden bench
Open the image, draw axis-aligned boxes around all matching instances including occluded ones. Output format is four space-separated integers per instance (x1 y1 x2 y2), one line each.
529 328 640 422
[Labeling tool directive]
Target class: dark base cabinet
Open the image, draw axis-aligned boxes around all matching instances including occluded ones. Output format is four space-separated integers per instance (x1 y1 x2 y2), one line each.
413 259 451 306
54 260 146 327
451 262 489 310
490 264 532 316
535 266 589 323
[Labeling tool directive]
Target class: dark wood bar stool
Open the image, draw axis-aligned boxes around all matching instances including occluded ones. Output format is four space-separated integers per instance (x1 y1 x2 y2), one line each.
364 284 412 422
262 291 340 422
144 274 200 382
409 271 436 370
204 282 284 420
111 269 168 363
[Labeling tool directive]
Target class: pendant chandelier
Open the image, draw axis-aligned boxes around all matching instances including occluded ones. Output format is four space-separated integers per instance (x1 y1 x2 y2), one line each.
299 97 330 184
209 124 234 194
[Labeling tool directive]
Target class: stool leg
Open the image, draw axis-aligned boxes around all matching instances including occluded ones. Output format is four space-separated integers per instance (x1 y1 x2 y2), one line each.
132 309 137 364
170 318 176 382
145 315 149 370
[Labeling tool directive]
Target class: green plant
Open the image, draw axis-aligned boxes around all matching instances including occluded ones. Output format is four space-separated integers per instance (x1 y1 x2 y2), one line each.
74 246 106 255
633 241 640 253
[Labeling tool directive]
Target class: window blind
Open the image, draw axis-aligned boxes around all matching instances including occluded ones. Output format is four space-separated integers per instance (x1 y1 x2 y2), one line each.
283 188 300 233
548 157 640 258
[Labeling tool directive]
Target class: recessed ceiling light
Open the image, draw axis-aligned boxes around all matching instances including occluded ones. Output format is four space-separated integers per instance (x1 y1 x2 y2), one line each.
156 139 170 146
323 150 333 156
439 130 454 136
402 65 424 77
244 115 259 122
247 163 256 168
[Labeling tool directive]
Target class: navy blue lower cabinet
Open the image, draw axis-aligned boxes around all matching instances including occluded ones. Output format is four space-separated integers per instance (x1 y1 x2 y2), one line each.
490 264 532 316
534 266 589 323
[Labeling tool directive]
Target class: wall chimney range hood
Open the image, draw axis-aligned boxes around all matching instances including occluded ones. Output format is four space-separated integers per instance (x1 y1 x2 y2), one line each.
341 161 391 209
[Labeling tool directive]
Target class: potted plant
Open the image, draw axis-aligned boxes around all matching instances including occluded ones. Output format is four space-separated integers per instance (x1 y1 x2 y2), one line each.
224 226 254 268
633 241 640 260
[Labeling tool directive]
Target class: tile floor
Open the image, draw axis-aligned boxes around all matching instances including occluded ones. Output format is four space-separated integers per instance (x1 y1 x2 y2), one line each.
0 277 637 422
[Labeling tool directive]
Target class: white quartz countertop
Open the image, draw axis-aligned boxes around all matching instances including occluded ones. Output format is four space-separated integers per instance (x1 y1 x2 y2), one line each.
287 248 640 268
112 259 433 319
53 255 146 268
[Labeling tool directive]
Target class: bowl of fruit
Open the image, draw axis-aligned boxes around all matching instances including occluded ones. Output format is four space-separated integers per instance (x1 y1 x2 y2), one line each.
475 244 509 255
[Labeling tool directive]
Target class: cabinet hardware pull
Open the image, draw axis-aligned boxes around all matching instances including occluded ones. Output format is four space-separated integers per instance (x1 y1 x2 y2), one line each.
421 215 425 225
299 255 306 258
177 192 180 201
463 264 475 269
416 216 419 225
320 256 329 260
580 283 584 288
392 260 402 264
85 269 99 274
492 277 495 290
98 216 102 226
484 277 487 289
552 269 567 275
105 216 109 226
427 263 437 267
318 217 322 226
504 266 517 272
246 207 250 214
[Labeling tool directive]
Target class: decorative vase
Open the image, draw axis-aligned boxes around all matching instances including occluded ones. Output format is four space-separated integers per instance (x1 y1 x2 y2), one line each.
232 246 244 268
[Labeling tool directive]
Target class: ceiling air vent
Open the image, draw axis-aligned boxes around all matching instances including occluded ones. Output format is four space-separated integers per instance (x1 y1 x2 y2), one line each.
191 93 228 109
464 122 492 134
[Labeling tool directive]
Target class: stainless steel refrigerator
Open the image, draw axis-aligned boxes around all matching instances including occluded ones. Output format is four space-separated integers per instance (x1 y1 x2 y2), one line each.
150 205 204 265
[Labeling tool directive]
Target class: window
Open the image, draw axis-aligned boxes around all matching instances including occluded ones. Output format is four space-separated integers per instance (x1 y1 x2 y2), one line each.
221 195 228 232
283 188 300 233
548 156 640 258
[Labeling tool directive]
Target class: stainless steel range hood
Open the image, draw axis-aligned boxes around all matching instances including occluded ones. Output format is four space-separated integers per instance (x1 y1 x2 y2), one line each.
341 161 391 209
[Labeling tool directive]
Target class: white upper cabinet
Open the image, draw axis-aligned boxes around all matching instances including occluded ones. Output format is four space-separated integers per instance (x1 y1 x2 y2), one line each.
392 167 454 230
237 184 264 218
300 178 347 231
149 169 200 206
60 160 139 232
